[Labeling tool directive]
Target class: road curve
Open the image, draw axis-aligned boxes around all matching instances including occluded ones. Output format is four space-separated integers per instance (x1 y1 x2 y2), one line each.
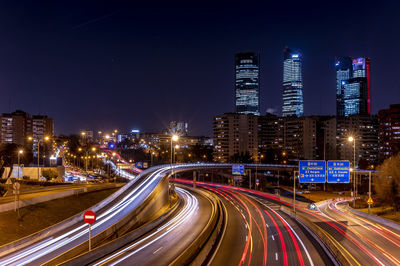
90 186 216 265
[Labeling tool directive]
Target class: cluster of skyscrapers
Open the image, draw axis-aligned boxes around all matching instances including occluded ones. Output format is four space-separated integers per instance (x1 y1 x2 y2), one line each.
336 57 371 116
214 48 399 166
234 49 370 117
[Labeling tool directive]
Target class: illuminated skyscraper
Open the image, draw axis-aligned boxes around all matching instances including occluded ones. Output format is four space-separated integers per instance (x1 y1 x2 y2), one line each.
335 56 353 116
335 57 371 116
282 47 303 117
234 52 260 115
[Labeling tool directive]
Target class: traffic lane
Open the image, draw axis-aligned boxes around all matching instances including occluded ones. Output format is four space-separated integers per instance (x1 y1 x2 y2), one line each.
252 196 333 266
206 186 249 266
90 186 214 266
0 168 161 266
318 200 400 265
204 185 332 266
332 200 400 260
208 187 270 265
245 190 385 265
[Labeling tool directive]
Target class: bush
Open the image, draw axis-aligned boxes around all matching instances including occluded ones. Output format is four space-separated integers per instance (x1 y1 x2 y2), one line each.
41 169 58 181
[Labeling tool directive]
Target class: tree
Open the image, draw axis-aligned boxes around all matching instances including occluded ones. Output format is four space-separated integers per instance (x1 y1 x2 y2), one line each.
375 153 400 211
42 169 58 181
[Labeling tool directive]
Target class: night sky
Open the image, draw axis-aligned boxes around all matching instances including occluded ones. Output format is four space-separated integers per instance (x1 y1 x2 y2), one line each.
0 1 399 137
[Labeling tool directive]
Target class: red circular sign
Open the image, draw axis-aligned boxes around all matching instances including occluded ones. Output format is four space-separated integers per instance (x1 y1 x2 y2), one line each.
83 210 96 224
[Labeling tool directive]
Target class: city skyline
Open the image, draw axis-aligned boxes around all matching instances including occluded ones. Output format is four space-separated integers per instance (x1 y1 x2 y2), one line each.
0 1 399 136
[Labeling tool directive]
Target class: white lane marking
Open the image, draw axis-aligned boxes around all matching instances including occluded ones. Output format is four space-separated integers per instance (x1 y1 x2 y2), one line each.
246 235 248 242
153 247 163 254
272 235 275 240
275 252 278 260
266 223 269 228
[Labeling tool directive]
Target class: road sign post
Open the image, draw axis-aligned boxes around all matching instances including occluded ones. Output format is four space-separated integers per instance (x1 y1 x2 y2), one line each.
368 171 372 214
327 161 350 183
299 161 326 183
13 182 20 218
83 210 96 251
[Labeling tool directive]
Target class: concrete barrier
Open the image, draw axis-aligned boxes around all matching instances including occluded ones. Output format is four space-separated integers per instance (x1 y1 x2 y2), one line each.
0 166 161 257
0 184 123 213
280 206 346 265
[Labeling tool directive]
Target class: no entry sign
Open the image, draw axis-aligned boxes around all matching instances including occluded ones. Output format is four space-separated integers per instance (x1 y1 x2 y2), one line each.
83 210 96 224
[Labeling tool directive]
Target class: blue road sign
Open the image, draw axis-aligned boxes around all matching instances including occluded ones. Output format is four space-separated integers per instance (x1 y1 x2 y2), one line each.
299 160 326 183
136 162 143 168
232 164 245 175
327 160 350 183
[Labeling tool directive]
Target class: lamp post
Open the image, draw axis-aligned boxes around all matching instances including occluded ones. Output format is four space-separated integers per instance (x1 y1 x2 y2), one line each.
17 149 23 179
348 136 356 207
170 135 179 190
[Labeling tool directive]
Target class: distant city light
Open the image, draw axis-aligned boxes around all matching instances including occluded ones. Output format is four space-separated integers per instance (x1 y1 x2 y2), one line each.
292 54 299 58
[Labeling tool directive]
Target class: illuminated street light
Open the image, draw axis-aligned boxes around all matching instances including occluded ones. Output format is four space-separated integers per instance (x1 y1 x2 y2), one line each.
348 136 357 206
17 149 24 179
171 134 179 189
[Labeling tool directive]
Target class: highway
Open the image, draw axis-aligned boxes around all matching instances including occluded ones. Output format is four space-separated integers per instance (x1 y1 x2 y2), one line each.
0 166 169 265
176 180 334 266
316 199 400 265
90 186 216 265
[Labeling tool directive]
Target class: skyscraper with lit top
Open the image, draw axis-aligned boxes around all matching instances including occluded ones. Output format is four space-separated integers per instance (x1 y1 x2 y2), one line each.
234 52 260 115
282 47 303 117
335 57 371 116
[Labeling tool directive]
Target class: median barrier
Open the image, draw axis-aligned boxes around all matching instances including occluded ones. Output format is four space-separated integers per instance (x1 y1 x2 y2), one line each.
280 206 346 265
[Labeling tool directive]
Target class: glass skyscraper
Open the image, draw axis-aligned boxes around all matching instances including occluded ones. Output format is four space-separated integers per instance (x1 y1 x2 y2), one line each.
282 47 303 117
335 56 353 116
235 52 260 115
335 57 370 116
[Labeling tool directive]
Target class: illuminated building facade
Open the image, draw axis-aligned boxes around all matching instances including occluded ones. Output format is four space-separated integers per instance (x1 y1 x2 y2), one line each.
234 52 260 115
335 57 371 116
378 104 400 161
282 47 303 117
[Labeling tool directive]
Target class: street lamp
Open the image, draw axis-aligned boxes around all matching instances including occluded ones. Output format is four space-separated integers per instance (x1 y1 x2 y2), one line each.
170 135 179 189
348 136 357 206
17 149 23 179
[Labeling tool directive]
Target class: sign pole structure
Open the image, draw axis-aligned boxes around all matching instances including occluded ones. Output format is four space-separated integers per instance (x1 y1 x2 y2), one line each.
293 171 296 213
89 224 91 251
368 171 372 214
83 210 96 252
